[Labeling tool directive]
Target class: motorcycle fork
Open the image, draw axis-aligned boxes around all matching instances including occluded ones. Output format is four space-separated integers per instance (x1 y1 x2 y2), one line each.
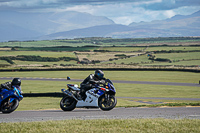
4 98 11 107
105 94 110 101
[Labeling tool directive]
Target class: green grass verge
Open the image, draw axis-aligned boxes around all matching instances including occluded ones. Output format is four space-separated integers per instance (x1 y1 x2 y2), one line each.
16 97 200 111
117 98 200 107
146 102 200 107
115 83 200 98
17 97 61 111
0 119 200 133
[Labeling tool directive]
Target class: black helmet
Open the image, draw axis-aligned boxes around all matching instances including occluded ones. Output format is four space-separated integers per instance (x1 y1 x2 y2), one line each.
11 78 21 86
95 69 104 79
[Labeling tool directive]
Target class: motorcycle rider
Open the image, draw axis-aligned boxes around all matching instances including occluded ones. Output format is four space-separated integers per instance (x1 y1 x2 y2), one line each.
0 78 22 92
0 78 22 99
79 69 106 100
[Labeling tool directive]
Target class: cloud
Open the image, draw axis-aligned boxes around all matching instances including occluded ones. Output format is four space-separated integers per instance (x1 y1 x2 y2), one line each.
0 0 199 25
1 0 199 12
0 0 165 10
144 0 200 10
1 0 199 8
0 0 59 9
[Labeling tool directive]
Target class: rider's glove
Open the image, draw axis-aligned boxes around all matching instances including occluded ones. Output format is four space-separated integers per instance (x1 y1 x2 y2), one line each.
99 80 105 84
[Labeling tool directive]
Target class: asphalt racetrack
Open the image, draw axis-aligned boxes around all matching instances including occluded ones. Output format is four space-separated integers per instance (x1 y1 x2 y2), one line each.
1 107 200 123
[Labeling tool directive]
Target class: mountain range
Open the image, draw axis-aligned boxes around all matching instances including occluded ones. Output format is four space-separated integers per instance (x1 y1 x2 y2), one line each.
0 10 200 42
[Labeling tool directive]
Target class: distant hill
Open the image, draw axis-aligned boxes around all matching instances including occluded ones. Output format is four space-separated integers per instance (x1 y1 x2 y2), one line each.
43 10 200 40
39 24 134 40
128 10 200 37
0 11 114 42
0 21 41 41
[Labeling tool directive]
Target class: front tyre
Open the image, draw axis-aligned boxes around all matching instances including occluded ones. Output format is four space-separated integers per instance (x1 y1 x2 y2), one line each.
60 96 77 111
1 98 19 114
98 94 117 111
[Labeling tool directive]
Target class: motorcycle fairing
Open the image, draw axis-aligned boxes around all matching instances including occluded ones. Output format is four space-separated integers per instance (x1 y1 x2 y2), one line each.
107 83 116 93
76 88 103 108
0 87 23 104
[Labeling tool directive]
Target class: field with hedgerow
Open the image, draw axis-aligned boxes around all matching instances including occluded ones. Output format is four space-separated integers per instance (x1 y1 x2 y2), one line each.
0 37 199 69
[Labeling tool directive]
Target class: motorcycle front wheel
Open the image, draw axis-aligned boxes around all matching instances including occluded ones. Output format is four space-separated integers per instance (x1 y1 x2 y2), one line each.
60 96 77 111
98 94 117 111
1 98 19 113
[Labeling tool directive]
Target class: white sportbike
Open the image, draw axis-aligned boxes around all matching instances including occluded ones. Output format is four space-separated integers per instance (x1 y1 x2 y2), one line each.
60 79 117 111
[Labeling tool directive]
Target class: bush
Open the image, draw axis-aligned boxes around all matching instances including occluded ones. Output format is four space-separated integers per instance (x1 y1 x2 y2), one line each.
0 57 15 64
115 54 126 57
154 58 171 62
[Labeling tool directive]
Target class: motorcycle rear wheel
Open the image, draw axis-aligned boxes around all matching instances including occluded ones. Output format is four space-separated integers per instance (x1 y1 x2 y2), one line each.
60 96 77 111
1 98 19 114
98 95 117 111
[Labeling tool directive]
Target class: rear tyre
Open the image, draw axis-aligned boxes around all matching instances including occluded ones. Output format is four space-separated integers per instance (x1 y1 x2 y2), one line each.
98 95 117 111
1 98 19 114
60 96 77 111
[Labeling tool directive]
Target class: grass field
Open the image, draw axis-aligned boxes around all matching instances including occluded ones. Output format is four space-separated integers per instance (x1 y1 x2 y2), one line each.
0 51 76 58
154 52 200 61
0 43 200 68
76 51 141 62
0 40 93 47
99 46 146 51
13 60 78 66
101 54 149 64
146 46 200 51
100 52 200 65
0 60 9 65
148 59 200 66
1 50 199 66
0 118 200 133
1 37 200 47
100 46 200 52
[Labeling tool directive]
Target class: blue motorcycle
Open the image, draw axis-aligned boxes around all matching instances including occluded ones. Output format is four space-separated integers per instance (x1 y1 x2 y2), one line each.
60 79 117 111
0 86 23 113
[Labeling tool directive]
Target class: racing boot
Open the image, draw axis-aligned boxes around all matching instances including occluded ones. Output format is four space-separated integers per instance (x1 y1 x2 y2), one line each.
79 90 87 101
77 92 82 100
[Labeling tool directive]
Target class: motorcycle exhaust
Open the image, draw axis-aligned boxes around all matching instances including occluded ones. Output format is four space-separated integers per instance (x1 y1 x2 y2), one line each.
61 89 78 101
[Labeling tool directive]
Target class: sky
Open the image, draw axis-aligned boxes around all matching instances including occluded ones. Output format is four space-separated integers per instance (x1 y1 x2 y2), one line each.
0 0 200 25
